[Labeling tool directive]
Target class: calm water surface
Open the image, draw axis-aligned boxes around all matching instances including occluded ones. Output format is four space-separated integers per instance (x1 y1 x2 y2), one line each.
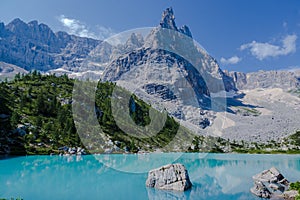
1 153 300 200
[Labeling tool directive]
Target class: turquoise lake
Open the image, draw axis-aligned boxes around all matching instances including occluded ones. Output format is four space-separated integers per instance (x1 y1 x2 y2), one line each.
1 153 300 200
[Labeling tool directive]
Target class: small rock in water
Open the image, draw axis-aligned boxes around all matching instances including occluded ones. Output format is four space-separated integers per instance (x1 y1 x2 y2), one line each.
250 167 289 199
146 163 192 191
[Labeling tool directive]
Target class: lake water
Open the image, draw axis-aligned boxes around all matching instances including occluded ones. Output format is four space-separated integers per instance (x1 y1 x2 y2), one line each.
1 153 300 200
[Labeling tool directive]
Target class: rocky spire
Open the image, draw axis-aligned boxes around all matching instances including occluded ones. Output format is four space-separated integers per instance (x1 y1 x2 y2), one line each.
159 7 178 31
159 8 193 38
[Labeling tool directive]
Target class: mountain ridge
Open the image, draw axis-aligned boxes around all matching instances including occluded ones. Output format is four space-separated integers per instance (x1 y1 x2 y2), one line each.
0 16 299 91
0 18 101 71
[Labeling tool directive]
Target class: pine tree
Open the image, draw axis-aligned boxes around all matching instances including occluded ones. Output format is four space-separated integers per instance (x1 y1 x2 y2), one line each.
10 111 20 128
35 116 42 128
36 91 45 115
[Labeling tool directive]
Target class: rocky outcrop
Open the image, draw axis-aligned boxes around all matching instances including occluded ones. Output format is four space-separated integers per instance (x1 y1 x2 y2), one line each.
251 167 289 198
143 83 177 101
146 163 192 191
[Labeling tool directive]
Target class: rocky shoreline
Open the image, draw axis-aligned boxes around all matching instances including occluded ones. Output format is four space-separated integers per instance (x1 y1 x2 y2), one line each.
57 146 86 156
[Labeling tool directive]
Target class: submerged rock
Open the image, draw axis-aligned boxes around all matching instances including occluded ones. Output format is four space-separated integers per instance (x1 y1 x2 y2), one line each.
146 163 192 191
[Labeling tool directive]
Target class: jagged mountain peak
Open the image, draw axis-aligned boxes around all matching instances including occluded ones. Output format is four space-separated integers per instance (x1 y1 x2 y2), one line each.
6 18 28 32
5 18 54 40
159 7 192 38
160 7 177 30
8 18 25 25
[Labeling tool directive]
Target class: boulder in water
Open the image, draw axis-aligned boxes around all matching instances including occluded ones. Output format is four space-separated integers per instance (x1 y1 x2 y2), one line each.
146 163 192 191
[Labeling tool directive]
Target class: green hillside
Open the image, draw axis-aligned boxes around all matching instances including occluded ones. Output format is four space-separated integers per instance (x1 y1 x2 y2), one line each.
0 72 191 155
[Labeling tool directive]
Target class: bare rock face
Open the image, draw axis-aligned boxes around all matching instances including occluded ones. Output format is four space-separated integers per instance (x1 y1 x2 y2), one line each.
146 163 192 191
251 167 289 199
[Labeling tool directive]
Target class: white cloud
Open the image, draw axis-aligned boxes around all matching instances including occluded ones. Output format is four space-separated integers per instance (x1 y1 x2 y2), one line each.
58 15 115 40
240 34 297 60
220 56 242 65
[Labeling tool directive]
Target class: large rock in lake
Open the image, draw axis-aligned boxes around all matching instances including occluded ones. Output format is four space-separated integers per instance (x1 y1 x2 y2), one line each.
146 163 192 191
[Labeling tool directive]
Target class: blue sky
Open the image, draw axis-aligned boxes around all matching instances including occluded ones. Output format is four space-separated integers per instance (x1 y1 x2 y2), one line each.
0 0 300 72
